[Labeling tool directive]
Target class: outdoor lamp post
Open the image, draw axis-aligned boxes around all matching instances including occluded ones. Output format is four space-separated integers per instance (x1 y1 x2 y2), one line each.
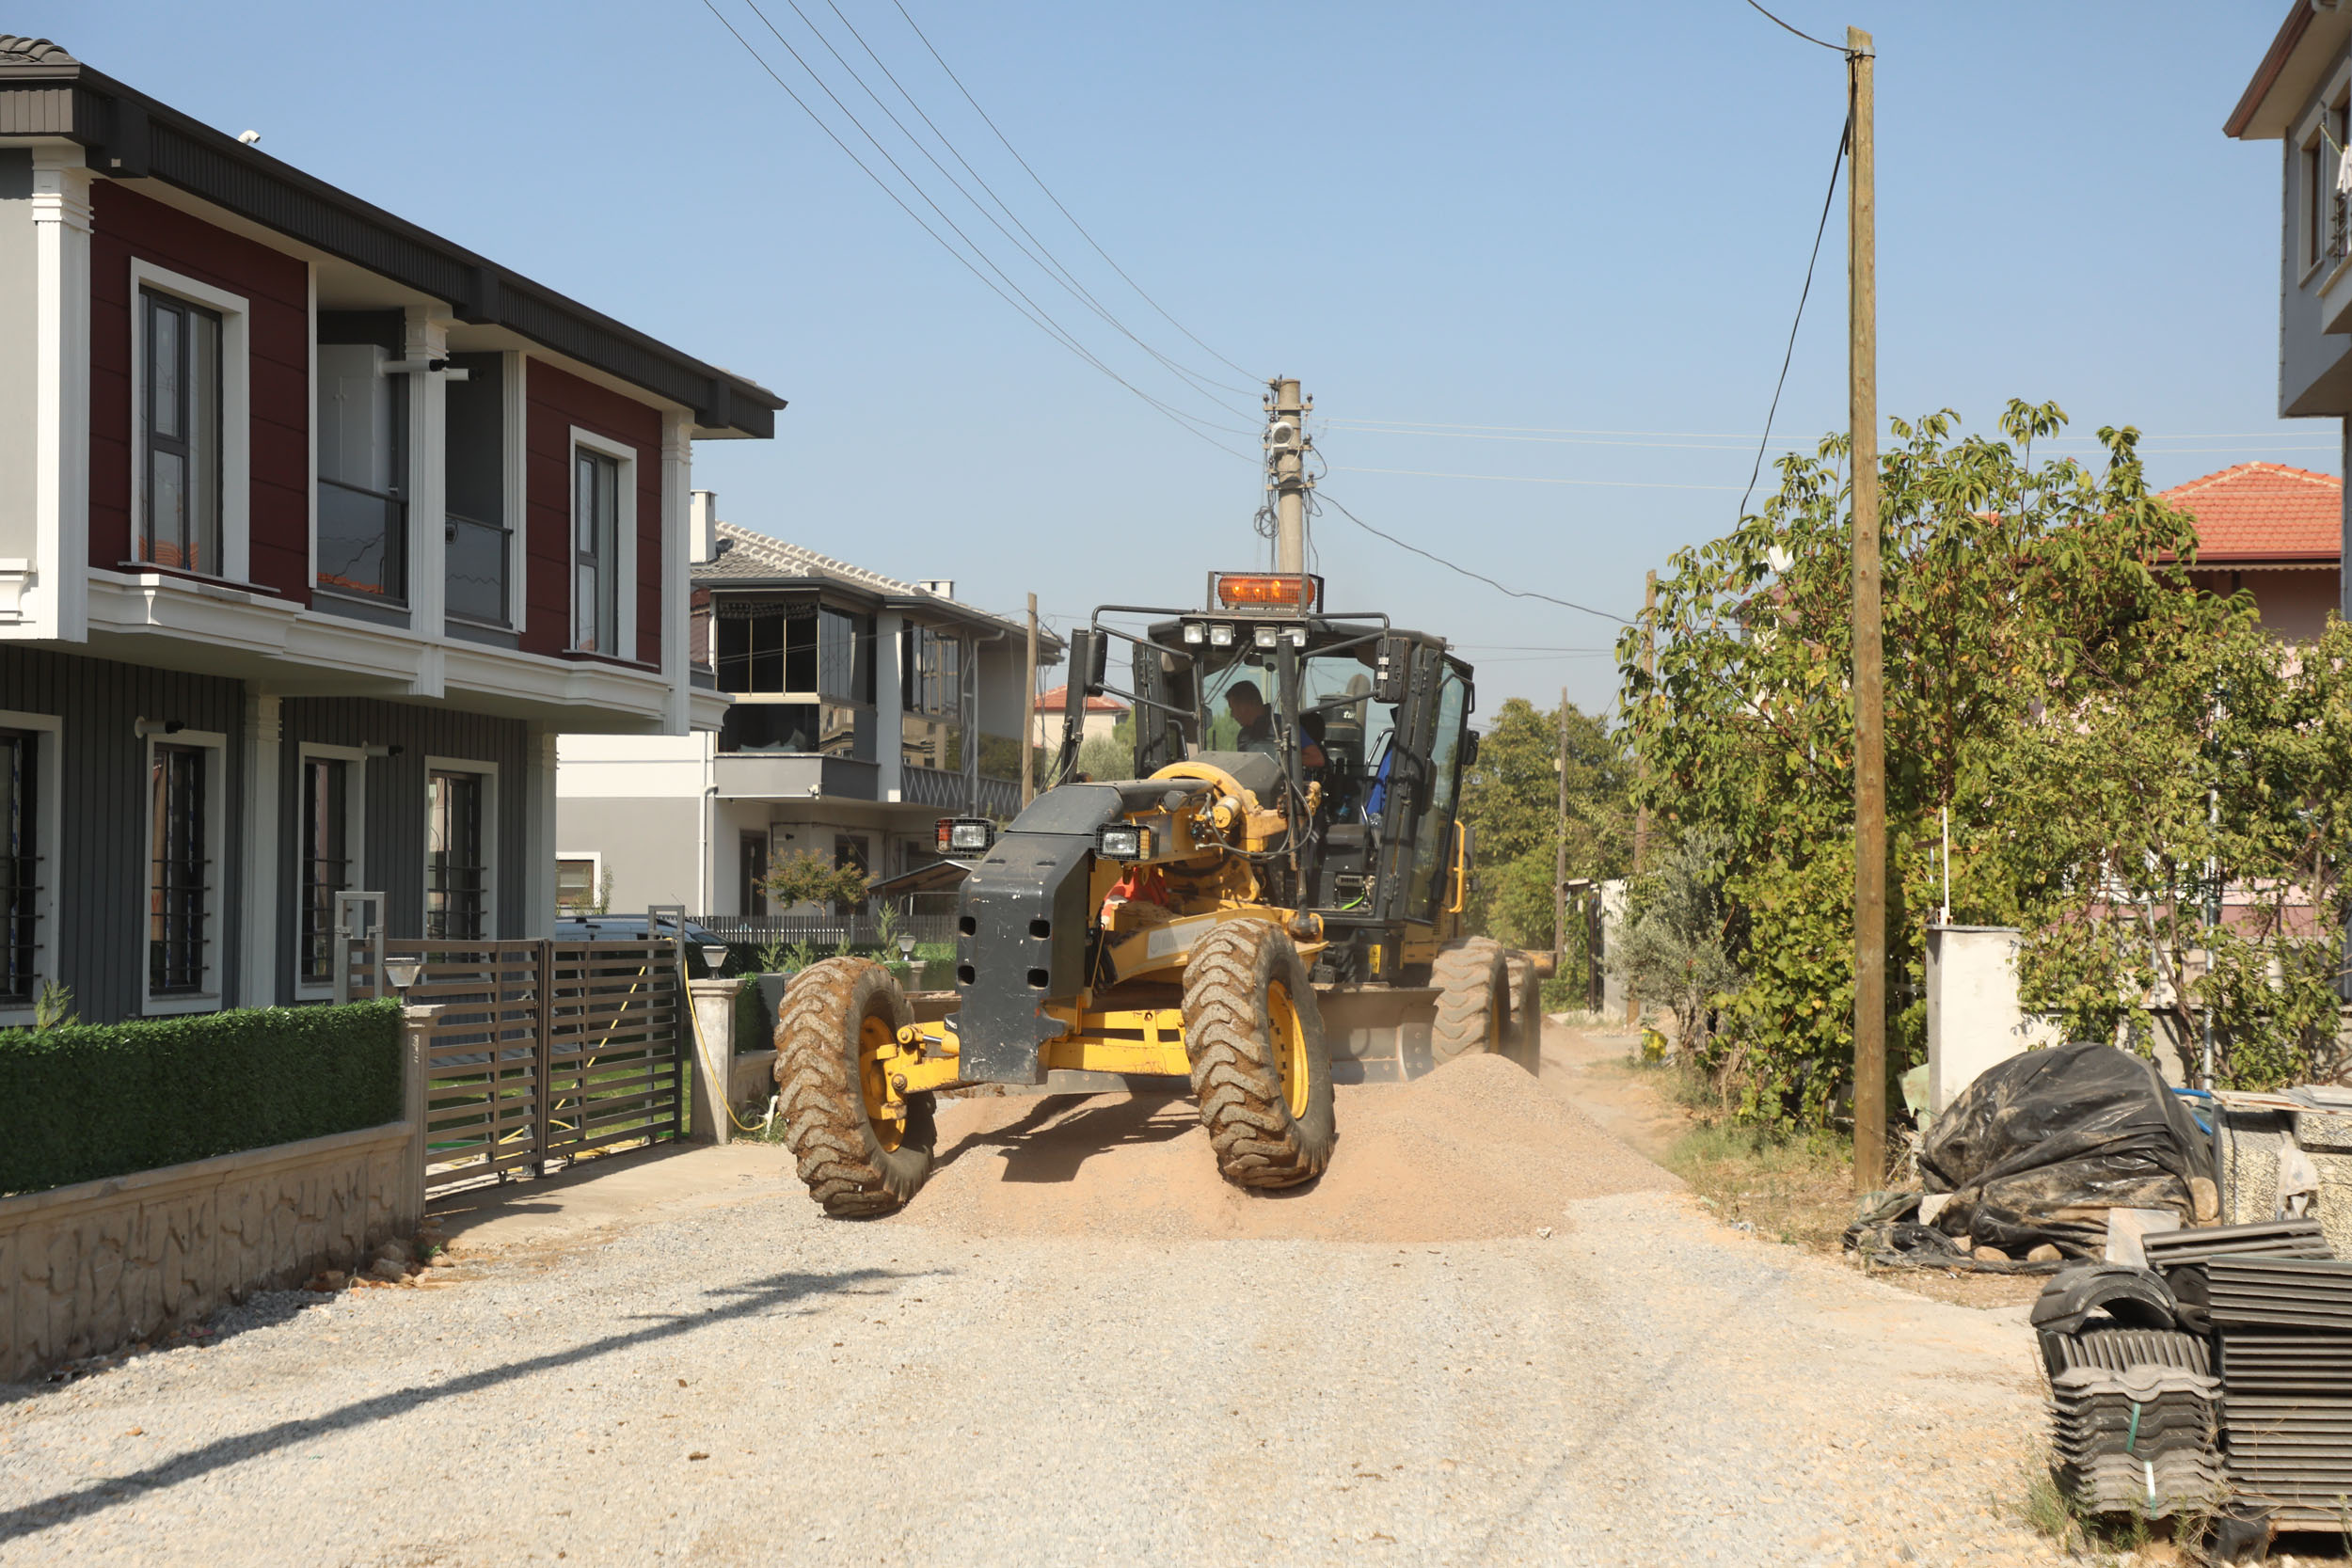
701 943 730 973
384 955 423 994
895 932 917 964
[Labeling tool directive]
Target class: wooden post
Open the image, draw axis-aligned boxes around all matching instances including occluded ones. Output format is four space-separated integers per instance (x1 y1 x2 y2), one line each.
1023 592 1040 807
1848 25 1886 1195
1628 570 1656 1029
1551 688 1570 978
533 939 554 1178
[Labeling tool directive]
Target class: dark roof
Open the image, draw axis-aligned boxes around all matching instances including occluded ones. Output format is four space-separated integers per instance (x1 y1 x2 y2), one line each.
698 521 1064 652
0 40 782 438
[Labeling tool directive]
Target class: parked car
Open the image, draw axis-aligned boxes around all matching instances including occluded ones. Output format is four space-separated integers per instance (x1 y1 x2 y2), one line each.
554 915 732 978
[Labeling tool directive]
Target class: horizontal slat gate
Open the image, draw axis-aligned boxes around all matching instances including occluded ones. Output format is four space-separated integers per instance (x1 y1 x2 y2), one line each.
358 939 686 1195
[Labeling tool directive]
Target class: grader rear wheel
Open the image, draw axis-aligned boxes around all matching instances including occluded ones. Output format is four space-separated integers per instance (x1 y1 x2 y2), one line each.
1430 939 1508 1066
772 958 935 1218
1183 921 1337 1189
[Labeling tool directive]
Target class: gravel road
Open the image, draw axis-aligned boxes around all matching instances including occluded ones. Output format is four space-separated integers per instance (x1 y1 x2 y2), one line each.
0 1034 2065 1567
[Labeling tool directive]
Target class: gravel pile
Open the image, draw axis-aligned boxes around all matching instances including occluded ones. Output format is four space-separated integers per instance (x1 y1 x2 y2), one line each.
908 1049 1681 1244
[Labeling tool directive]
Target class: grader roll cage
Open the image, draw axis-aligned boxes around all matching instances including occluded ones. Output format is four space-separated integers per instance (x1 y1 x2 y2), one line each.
772 571 1543 1216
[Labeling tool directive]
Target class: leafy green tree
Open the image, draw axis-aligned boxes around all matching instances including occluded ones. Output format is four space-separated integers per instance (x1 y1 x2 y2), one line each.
1610 827 1744 1056
1621 400 2349 1126
1075 714 1136 782
764 850 870 914
1458 696 1632 954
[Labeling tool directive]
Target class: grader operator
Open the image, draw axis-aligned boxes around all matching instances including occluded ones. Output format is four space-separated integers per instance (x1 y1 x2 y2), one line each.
772 570 1540 1217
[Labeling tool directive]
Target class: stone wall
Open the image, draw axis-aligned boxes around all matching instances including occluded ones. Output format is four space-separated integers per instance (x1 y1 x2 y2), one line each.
1 1120 417 1382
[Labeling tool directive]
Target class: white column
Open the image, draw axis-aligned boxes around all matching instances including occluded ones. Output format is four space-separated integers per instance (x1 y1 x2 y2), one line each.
876 610 905 801
28 148 92 642
240 688 282 1006
659 411 692 731
520 721 559 937
687 976 737 1144
405 307 450 696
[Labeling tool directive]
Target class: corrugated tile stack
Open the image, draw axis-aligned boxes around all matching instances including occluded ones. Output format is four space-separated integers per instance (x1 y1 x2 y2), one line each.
2199 1252 2352 1525
2039 1328 2222 1516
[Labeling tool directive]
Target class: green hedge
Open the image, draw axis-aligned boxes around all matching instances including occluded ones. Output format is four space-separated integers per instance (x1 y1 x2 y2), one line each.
0 1001 404 1196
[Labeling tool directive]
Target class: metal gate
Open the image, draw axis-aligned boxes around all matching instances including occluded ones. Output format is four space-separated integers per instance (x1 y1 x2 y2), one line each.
344 935 687 1192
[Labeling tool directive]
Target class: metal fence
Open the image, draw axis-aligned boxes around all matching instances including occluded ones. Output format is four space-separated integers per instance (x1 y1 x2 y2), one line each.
343 935 686 1194
696 912 959 958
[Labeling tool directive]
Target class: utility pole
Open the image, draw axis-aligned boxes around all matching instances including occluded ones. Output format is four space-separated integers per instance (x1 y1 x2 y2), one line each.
1628 570 1656 1030
1553 688 1571 978
1022 592 1040 808
1848 25 1886 1195
1266 377 1311 574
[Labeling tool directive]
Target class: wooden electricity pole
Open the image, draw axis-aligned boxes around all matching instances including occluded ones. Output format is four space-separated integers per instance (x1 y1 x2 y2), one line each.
1627 569 1657 1029
1552 687 1571 978
1848 26 1886 1194
1022 592 1040 808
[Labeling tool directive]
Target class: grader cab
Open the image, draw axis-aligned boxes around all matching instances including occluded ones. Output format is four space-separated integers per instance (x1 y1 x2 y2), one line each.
772 571 1540 1216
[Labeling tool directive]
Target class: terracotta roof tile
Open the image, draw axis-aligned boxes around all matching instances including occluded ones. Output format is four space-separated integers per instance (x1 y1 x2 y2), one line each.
2159 463 2340 564
1033 683 1128 714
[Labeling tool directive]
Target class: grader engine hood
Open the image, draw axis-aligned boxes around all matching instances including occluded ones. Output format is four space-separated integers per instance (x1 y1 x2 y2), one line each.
952 784 1125 1084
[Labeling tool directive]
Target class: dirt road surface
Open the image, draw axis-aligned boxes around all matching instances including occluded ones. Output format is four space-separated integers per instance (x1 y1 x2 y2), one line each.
0 1026 2063 1567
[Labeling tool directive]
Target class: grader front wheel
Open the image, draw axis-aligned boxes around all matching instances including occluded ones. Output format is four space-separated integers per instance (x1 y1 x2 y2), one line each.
1183 921 1337 1189
1430 939 1508 1066
773 958 936 1217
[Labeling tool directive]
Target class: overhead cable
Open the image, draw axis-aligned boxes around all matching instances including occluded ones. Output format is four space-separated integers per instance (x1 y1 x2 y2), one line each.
1738 109 1849 521
1742 0 1849 53
1315 492 1630 624
1330 465 1740 493
703 0 1254 461
887 0 1260 384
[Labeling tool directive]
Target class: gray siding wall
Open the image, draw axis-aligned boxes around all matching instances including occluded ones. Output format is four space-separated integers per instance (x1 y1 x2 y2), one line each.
0 647 248 1024
2279 55 2352 416
554 795 702 914
274 698 531 1001
0 150 36 561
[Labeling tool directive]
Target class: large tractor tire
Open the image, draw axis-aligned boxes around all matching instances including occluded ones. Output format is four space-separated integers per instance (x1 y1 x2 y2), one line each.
1503 951 1543 1077
772 958 936 1218
1430 939 1508 1066
1183 920 1337 1189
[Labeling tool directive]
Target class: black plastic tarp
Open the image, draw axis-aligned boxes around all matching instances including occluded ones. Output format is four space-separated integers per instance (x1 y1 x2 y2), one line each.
1919 1042 2213 1259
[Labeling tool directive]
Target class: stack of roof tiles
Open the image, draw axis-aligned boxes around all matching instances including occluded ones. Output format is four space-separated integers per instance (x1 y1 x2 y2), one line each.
2201 1248 2352 1525
2040 1328 2222 1516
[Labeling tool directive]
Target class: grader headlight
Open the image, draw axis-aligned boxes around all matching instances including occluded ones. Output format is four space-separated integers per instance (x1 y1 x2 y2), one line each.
1096 824 1154 861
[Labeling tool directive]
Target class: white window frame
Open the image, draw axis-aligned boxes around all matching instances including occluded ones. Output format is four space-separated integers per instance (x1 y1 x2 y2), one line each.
568 426 638 662
141 725 229 1017
2295 66 2352 285
127 259 252 585
0 708 63 1027
423 755 499 939
294 741 368 1000
555 848 603 914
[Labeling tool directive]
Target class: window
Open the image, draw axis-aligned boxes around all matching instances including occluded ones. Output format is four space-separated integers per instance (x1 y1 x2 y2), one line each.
427 770 487 940
141 290 223 575
0 730 40 1005
714 600 875 760
556 856 597 913
300 756 355 985
445 352 511 626
1406 665 1471 922
149 743 210 994
901 625 964 773
573 448 622 654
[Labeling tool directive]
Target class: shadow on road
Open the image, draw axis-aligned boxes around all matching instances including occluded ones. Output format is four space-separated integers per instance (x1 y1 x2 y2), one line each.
0 1263 933 1546
930 1092 1199 1184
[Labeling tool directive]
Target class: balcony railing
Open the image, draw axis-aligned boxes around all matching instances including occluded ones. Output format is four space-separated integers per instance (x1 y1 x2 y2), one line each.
445 512 508 626
316 479 406 601
902 766 1019 819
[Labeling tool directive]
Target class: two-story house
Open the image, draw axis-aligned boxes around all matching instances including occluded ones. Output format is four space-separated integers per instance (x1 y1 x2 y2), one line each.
556 499 1057 918
0 37 779 1022
2228 0 2352 615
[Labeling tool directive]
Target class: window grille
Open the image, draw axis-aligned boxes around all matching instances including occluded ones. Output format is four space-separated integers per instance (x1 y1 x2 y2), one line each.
426 770 486 940
0 730 40 1005
149 743 209 993
300 757 350 983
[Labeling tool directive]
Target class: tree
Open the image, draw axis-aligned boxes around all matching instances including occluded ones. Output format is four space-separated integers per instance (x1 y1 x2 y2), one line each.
1623 400 2348 1125
1075 715 1136 782
1458 696 1632 953
764 850 870 914
1610 827 1744 1056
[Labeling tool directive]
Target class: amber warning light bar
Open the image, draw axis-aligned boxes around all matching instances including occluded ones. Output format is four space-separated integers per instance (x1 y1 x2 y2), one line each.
1208 572 1322 614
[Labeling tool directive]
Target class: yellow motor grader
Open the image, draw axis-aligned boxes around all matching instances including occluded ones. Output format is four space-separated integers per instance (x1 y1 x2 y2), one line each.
772 571 1541 1216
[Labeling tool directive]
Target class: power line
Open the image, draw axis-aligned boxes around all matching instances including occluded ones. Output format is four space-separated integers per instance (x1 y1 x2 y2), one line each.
1323 423 2338 457
1326 417 2337 445
1315 491 1630 624
1330 465 1740 493
1742 0 1848 53
886 0 1259 384
703 0 1255 461
797 0 1256 416
1740 108 1848 521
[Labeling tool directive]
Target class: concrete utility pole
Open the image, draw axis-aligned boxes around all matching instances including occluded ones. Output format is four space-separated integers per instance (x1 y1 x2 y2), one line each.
1266 377 1312 574
1553 688 1571 978
1628 570 1657 1030
1848 25 1886 1195
1022 592 1039 808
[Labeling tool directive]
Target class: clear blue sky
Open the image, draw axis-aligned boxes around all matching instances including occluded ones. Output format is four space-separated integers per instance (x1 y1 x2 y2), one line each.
48 1 2320 721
